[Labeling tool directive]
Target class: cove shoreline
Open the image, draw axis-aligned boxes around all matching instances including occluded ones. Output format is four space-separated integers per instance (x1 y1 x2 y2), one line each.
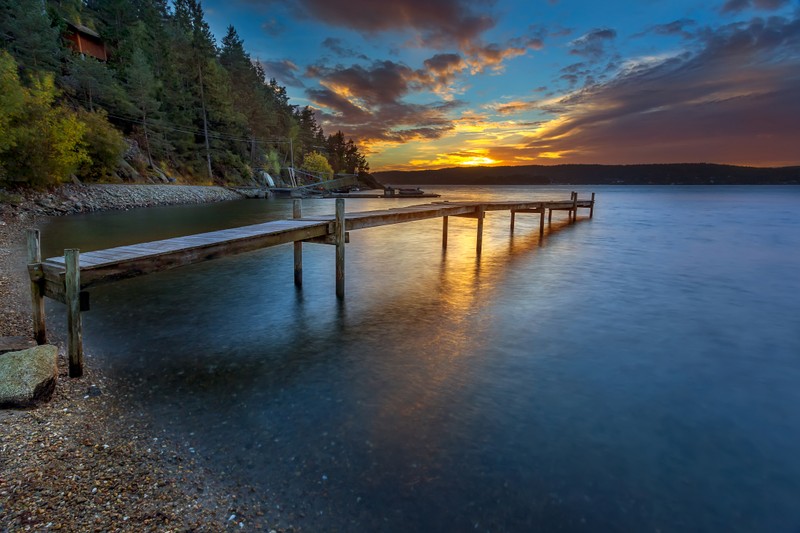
0 185 289 531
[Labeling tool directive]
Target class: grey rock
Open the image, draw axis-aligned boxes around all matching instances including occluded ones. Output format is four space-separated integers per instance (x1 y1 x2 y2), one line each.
0 345 58 408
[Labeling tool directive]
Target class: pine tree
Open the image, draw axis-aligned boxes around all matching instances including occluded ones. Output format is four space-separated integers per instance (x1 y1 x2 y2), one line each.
126 47 159 167
0 0 62 76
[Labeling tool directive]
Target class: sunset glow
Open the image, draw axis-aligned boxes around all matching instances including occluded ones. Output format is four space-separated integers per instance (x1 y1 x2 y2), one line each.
203 0 800 170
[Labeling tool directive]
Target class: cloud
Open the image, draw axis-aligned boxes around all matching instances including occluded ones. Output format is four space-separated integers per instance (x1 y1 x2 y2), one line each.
519 15 800 165
528 23 573 39
305 60 467 144
487 100 540 115
635 19 697 39
463 37 543 73
721 0 790 14
259 0 497 49
569 28 617 58
421 53 470 95
321 37 369 60
260 17 285 35
260 59 305 88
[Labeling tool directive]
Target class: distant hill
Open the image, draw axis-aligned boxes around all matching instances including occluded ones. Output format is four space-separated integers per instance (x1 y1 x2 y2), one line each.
374 164 800 186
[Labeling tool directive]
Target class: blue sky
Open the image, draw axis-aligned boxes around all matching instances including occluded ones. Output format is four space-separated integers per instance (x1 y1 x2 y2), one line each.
201 0 800 170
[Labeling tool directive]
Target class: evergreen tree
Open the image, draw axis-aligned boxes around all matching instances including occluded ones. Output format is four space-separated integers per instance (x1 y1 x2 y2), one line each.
0 0 62 76
2 0 369 187
327 130 369 174
126 47 159 167
61 54 130 113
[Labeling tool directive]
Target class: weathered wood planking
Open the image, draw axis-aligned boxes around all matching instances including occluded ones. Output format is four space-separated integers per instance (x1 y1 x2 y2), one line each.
38 219 330 294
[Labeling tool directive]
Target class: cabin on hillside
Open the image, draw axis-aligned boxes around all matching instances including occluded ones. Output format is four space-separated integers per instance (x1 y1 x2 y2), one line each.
64 22 107 61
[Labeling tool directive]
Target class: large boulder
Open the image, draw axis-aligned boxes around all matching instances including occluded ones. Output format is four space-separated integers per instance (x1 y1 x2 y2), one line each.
0 345 58 408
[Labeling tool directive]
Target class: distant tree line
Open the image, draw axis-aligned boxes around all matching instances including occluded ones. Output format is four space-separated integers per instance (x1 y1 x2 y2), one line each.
0 0 369 188
375 163 800 186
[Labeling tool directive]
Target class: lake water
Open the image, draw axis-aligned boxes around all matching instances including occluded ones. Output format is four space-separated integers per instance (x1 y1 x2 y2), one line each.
39 186 800 531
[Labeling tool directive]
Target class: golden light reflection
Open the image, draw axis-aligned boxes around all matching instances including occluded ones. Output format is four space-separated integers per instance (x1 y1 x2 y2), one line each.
360 211 584 452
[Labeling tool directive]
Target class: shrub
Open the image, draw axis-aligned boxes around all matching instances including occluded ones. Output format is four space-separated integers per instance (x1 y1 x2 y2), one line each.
301 151 333 181
0 56 88 189
75 109 126 182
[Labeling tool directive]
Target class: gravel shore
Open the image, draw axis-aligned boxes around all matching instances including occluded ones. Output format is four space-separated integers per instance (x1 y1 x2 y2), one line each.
1 186 283 532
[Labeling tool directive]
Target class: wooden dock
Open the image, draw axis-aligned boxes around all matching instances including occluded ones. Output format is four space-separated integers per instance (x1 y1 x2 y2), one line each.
27 193 595 377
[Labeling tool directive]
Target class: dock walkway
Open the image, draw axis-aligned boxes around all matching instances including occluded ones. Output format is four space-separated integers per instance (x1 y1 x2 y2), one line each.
26 193 595 376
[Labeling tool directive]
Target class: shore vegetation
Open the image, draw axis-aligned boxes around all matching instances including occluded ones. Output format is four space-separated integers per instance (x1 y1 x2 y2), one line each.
0 0 369 189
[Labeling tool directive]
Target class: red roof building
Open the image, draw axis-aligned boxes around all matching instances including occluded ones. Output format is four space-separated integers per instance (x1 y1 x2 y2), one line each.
64 22 107 61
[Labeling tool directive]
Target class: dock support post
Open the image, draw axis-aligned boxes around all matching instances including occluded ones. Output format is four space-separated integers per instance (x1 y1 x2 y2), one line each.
571 191 578 223
510 211 516 233
293 199 302 287
476 207 485 255
539 209 545 239
27 229 47 345
589 192 595 218
548 208 553 224
65 249 83 378
335 199 345 299
442 216 448 249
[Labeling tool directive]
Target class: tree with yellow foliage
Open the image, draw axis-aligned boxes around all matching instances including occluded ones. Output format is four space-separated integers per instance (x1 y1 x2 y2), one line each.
301 150 334 181
0 51 89 188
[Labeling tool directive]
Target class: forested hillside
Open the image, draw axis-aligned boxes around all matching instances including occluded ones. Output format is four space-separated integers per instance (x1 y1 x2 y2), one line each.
0 0 369 189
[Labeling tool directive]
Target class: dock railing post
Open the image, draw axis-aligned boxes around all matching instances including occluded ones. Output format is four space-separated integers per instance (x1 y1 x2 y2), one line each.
476 207 485 255
335 198 345 299
442 216 448 249
27 229 47 345
293 199 303 287
590 192 595 218
65 249 83 378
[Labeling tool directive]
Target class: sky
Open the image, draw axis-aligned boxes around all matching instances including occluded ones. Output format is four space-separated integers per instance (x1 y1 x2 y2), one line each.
201 0 800 170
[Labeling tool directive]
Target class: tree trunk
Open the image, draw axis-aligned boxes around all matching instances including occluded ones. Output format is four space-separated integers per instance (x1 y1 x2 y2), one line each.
142 109 153 168
197 63 213 182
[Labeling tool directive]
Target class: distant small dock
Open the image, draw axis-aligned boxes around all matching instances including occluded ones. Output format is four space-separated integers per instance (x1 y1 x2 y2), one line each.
26 192 595 377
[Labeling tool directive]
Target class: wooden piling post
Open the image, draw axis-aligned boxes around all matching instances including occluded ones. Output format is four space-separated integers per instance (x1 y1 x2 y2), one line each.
571 191 578 222
539 208 545 239
476 207 485 255
589 192 595 218
26 229 47 345
335 198 345 299
548 208 553 224
293 199 303 287
442 216 448 249
510 211 516 233
65 249 83 378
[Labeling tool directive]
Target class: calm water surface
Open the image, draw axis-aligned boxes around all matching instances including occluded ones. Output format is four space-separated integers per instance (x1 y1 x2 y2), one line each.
40 186 800 531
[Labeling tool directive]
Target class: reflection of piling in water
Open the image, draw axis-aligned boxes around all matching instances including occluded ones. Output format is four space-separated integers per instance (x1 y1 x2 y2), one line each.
26 193 595 376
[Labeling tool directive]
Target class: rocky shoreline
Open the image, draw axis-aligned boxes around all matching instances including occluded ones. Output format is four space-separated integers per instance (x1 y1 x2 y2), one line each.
0 185 285 531
1 183 246 218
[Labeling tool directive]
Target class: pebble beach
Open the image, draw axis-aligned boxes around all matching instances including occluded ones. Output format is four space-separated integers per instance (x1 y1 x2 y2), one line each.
1 185 284 532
